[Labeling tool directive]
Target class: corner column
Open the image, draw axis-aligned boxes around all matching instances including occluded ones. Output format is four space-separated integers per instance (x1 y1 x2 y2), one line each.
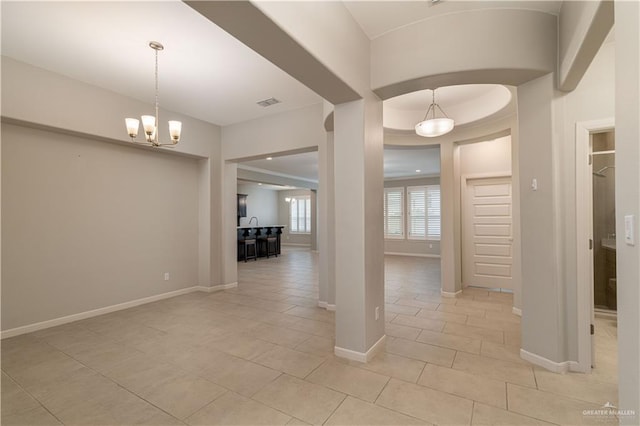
440 141 459 296
318 131 336 310
333 97 385 361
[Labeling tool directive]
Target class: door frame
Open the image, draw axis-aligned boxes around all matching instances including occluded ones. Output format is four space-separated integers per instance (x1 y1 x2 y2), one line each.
460 172 512 288
575 117 615 373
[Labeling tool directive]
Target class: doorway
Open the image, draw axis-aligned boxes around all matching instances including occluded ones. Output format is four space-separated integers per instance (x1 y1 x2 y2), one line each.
461 176 514 290
576 119 618 375
591 131 617 316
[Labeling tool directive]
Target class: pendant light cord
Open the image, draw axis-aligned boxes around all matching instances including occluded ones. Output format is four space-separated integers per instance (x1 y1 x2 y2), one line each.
154 47 159 144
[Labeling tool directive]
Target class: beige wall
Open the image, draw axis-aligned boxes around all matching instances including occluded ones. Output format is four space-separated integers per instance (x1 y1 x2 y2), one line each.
558 0 613 91
236 184 278 227
559 39 615 362
1 58 224 333
518 39 615 365
371 9 556 95
614 0 640 416
222 104 324 162
2 123 200 330
459 136 512 176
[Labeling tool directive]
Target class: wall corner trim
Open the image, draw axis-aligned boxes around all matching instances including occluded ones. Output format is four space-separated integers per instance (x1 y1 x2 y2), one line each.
520 349 582 373
335 335 386 362
512 307 523 316
441 289 462 298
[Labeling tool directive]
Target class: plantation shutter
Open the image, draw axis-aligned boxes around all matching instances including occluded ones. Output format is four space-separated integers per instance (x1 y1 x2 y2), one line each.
384 188 404 238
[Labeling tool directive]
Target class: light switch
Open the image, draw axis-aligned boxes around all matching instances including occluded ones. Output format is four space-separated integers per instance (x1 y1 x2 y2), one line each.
625 215 635 246
531 178 538 191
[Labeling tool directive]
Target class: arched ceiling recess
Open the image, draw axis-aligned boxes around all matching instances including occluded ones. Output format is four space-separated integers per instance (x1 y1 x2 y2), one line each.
324 84 514 134
384 84 512 133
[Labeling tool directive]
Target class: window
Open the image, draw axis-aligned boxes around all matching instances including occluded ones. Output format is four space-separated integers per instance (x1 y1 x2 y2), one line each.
289 195 311 233
407 185 441 240
384 188 404 238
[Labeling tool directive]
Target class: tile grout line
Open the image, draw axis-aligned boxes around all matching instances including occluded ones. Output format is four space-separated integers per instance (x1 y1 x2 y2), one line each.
1 366 66 426
320 392 349 425
7 338 190 425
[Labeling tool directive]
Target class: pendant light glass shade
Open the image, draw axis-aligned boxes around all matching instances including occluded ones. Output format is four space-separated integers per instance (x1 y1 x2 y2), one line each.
415 89 455 138
125 118 140 138
168 121 182 142
415 117 455 137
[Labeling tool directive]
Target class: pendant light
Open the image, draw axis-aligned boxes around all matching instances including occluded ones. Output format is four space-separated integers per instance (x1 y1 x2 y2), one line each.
125 41 182 147
415 89 455 138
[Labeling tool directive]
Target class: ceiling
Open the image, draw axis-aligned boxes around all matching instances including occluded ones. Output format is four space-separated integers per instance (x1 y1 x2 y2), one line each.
238 146 441 184
1 1 322 126
2 1 526 185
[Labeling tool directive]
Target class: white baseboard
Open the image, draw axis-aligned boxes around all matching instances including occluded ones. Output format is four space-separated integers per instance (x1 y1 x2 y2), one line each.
441 289 462 298
520 349 580 373
1 283 238 340
334 335 386 363
512 307 522 316
281 243 311 247
384 252 440 258
198 282 238 293
318 301 336 311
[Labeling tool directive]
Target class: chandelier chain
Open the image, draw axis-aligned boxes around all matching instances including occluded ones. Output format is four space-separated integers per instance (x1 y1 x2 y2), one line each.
154 47 159 143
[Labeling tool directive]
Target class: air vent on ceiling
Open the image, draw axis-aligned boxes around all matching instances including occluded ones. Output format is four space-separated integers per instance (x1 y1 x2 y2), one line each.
256 97 281 107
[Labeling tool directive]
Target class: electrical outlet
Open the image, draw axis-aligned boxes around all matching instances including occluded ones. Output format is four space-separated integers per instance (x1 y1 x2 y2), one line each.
164 272 170 281
375 306 380 321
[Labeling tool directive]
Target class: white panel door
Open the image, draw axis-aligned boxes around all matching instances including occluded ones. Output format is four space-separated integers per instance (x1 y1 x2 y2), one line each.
462 177 513 289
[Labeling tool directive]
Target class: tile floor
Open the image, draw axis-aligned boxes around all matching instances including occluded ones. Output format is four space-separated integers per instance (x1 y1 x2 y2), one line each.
1 248 619 425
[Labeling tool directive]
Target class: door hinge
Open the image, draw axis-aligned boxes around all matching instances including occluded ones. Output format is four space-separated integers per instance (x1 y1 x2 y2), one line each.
588 154 592 166
591 323 595 335
589 239 593 250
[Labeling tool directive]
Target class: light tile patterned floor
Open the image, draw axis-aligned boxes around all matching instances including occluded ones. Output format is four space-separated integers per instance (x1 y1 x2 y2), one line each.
1 248 619 425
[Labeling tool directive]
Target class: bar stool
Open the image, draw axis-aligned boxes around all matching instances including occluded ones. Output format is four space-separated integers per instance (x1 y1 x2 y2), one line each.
266 236 278 258
241 238 257 262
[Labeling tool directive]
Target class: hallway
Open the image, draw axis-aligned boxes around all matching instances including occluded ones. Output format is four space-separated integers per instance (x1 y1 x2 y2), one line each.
2 249 618 425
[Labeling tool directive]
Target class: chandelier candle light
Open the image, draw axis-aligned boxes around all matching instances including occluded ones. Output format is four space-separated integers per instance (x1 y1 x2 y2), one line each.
125 41 182 147
415 89 455 138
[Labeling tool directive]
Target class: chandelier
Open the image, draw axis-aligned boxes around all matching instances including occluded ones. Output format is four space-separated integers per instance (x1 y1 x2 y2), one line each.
125 41 182 147
415 89 455 138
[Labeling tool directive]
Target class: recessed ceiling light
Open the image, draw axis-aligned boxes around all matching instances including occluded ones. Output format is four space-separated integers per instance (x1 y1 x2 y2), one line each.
258 183 263 186
266 157 273 160
416 169 422 173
